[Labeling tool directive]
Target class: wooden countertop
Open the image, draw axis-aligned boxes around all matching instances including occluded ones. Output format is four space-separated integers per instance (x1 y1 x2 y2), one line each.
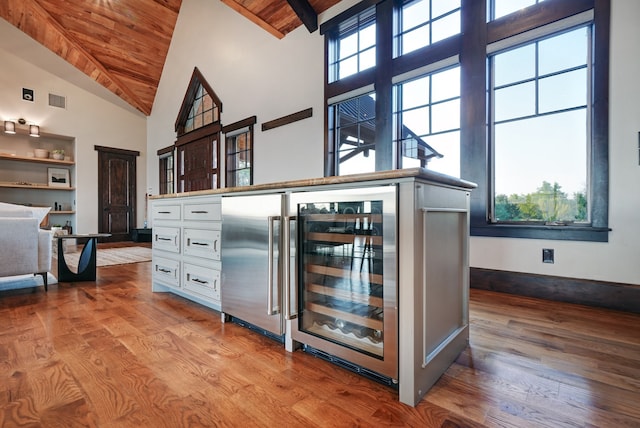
149 168 477 200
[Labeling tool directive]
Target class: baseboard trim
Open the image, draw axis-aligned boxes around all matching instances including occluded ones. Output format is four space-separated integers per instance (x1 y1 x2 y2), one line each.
470 268 640 314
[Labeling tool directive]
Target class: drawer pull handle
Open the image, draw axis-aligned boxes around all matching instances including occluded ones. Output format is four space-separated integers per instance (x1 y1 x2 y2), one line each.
158 268 171 273
192 278 208 285
158 237 172 241
192 242 209 246
158 211 172 214
191 210 208 214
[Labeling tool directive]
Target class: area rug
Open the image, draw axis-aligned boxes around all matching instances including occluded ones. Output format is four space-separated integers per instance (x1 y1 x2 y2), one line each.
59 246 152 269
0 272 58 292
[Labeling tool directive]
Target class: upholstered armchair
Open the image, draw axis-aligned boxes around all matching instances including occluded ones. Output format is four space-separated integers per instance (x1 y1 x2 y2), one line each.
0 203 52 291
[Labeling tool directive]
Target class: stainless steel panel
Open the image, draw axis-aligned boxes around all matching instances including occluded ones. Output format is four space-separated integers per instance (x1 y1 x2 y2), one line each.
221 193 283 336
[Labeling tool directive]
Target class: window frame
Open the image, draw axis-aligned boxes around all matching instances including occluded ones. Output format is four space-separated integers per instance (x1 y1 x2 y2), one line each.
467 0 609 242
157 145 175 195
223 116 256 187
392 63 460 173
322 0 609 242
487 21 592 226
395 0 462 57
327 5 377 83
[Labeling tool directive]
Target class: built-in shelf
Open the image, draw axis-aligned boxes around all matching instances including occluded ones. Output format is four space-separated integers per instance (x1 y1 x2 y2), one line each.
0 182 76 191
0 153 74 166
0 130 76 229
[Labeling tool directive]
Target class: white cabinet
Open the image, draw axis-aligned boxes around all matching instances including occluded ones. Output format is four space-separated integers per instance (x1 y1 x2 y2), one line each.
0 130 76 229
151 195 221 310
153 256 180 289
183 228 221 260
183 262 221 302
153 226 180 253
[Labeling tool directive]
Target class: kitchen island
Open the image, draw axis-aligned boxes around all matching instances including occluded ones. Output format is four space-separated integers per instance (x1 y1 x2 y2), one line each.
150 168 476 406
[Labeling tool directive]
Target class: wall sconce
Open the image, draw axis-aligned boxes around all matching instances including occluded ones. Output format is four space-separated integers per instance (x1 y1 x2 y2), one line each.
29 124 40 137
3 118 40 136
3 120 16 134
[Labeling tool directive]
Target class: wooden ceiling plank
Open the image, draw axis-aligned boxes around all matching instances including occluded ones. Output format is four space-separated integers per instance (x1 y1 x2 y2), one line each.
220 0 286 39
149 0 182 14
27 0 151 114
31 0 179 113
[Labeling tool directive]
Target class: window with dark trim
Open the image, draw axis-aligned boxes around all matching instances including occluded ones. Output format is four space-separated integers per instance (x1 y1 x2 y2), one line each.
395 0 461 57
328 6 376 83
157 145 174 195
489 23 591 225
223 116 256 187
322 0 609 242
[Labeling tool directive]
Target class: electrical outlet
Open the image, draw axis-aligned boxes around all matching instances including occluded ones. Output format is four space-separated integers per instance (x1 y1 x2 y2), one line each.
542 248 554 264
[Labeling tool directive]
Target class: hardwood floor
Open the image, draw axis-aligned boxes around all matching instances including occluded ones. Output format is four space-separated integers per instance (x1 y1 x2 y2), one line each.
1 260 639 427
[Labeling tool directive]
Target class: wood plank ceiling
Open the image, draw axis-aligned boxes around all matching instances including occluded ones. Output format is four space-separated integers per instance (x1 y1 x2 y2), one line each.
0 0 340 116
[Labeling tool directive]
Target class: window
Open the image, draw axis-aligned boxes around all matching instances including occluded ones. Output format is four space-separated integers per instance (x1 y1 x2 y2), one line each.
322 0 609 241
329 92 377 175
393 66 460 175
490 26 590 224
224 117 256 187
158 146 174 195
226 132 251 186
396 0 461 57
328 7 376 82
183 84 218 134
489 0 546 21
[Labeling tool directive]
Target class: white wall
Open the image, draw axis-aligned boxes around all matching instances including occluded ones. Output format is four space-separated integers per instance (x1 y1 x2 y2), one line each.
0 23 148 234
148 0 639 286
147 0 331 192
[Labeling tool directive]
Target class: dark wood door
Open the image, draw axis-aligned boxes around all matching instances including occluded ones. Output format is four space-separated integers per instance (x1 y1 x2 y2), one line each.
177 135 218 192
96 146 139 242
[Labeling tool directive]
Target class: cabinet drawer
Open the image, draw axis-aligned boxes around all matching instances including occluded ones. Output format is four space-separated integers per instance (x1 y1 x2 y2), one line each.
153 256 180 288
183 228 220 260
152 204 181 221
153 226 180 253
183 263 221 302
183 201 221 221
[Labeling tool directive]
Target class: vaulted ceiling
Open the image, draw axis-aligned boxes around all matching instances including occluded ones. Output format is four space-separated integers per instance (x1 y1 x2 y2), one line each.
0 0 340 116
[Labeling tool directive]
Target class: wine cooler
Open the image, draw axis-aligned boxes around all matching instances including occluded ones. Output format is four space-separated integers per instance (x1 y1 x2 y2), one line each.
290 185 397 381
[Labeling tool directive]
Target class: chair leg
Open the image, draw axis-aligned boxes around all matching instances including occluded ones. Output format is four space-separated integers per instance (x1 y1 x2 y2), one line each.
37 272 48 292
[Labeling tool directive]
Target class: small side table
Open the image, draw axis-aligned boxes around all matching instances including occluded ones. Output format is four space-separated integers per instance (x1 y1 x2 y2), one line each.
57 233 111 282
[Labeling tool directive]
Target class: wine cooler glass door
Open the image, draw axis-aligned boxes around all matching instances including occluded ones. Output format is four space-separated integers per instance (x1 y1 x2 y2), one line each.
292 185 397 379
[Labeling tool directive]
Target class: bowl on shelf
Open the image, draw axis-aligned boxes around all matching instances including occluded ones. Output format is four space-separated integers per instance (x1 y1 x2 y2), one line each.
52 153 64 160
34 149 49 159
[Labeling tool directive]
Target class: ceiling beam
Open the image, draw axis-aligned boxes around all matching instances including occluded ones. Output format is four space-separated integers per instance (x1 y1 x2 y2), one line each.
286 0 318 33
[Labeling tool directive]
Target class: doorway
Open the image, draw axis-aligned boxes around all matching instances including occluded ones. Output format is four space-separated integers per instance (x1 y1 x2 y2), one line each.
95 146 139 242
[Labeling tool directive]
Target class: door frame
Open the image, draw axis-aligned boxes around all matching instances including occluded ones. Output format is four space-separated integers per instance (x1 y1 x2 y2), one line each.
95 145 140 241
